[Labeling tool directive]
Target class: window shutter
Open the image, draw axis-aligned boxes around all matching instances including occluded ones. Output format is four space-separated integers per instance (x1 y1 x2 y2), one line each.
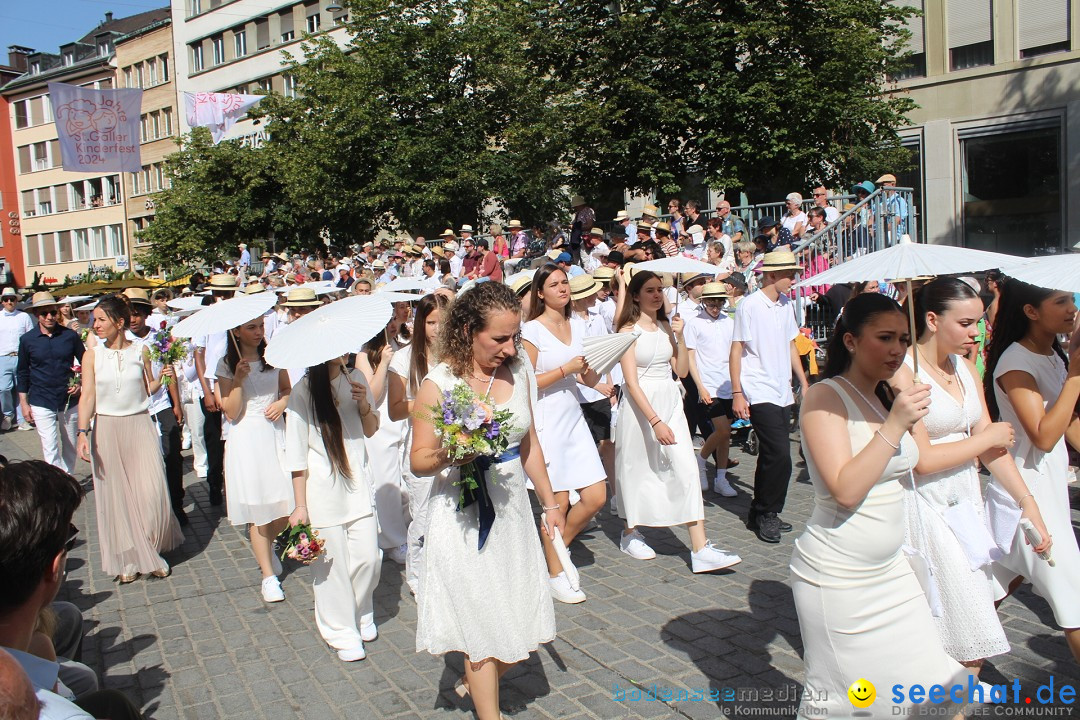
890 0 925 53
1019 0 1069 50
948 0 992 47
17 146 31 174
257 17 271 47
305 1 319 17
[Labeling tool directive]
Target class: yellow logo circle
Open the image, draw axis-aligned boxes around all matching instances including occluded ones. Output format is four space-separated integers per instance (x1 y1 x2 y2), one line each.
847 678 876 708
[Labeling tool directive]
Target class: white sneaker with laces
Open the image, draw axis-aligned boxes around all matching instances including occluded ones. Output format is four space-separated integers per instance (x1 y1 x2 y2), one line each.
691 541 742 573
548 572 586 604
261 575 285 603
386 543 408 565
620 530 656 560
713 477 738 497
337 643 366 662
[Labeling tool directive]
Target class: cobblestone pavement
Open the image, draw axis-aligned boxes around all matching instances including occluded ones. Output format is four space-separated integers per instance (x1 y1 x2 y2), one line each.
2 427 1078 720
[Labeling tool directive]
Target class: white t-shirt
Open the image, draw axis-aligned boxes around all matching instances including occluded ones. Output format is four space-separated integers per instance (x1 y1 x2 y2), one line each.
387 344 415 399
0 309 34 354
732 290 798 407
597 297 616 333
195 332 228 385
781 212 808 236
683 310 734 399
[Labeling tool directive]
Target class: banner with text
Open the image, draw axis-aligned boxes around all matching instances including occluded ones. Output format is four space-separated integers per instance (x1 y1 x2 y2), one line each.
183 92 263 144
49 82 142 172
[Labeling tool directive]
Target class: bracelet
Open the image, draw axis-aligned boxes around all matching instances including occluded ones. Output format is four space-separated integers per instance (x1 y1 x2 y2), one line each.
77 428 90 434
559 366 566 379
650 418 662 427
1017 493 1034 509
875 429 900 450
542 504 561 511
732 390 743 395
295 505 307 509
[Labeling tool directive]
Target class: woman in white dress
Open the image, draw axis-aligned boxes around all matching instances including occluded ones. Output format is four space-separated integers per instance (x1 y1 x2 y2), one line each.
410 282 565 720
521 264 608 604
891 277 1051 668
387 293 449 597
355 313 410 564
793 293 971 718
613 271 741 573
984 277 1080 663
215 318 293 603
286 356 381 662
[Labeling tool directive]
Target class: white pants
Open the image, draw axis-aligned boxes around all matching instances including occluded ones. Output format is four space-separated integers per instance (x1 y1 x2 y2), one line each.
403 470 434 596
182 399 208 478
312 515 381 651
31 405 78 474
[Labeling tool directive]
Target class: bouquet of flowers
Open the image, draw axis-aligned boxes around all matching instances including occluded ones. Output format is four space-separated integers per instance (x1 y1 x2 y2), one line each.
147 321 188 387
427 382 517 549
279 523 325 564
64 363 81 412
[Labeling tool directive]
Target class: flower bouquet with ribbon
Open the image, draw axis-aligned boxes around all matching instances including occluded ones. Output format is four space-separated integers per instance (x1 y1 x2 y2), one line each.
279 523 325 564
147 321 188 387
428 382 516 549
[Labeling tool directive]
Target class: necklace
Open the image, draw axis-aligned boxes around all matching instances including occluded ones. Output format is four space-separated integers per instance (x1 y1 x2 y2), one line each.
1020 338 1061 374
919 348 954 385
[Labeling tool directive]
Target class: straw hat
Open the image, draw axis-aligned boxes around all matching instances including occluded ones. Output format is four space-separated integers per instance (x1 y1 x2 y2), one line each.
459 224 474 234
431 246 446 259
208 274 238 289
876 173 897 184
641 204 659 218
1 287 17 299
30 291 59 309
588 227 604 239
243 283 266 295
282 288 321 307
621 262 639 285
686 224 705 236
439 229 455 238
569 275 601 300
681 272 711 286
592 266 616 282
509 275 533 296
508 219 523 229
700 282 731 299
546 249 562 261
613 210 629 222
758 250 803 273
654 221 672 236
122 288 153 307
372 259 386 270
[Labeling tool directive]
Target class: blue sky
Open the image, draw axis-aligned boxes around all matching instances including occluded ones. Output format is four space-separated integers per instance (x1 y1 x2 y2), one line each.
0 1 168 60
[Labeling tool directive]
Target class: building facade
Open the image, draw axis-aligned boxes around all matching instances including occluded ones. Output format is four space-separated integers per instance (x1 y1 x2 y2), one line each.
893 0 1080 254
0 48 31 287
0 9 172 285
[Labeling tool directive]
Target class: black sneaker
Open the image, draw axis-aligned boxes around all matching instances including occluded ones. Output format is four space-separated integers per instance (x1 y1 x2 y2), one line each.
778 518 793 533
755 513 781 543
208 484 223 506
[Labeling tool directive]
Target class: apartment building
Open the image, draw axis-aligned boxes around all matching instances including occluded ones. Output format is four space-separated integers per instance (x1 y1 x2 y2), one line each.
114 17 178 263
0 49 30 287
892 0 1080 253
0 8 171 284
170 0 351 144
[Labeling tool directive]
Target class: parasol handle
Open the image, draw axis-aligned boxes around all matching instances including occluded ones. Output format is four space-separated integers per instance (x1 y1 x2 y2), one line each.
906 279 920 381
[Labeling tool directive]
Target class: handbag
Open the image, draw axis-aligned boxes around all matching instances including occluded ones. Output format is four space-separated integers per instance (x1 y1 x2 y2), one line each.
941 496 998 571
904 470 945 617
983 479 1022 555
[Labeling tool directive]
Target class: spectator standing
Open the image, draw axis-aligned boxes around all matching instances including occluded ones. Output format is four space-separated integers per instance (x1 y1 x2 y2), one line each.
877 173 909 242
0 288 33 431
667 199 684 242
17 293 85 474
684 200 705 231
570 195 595 254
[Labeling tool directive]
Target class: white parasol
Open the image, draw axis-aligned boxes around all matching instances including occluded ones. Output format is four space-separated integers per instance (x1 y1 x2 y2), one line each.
170 292 277 340
265 295 393 368
997 254 1076 293
376 290 428 303
166 296 207 312
583 330 641 376
634 256 723 277
56 295 93 305
380 276 428 293
542 512 579 591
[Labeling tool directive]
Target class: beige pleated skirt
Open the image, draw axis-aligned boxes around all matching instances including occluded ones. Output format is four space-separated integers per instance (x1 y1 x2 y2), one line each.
91 413 184 577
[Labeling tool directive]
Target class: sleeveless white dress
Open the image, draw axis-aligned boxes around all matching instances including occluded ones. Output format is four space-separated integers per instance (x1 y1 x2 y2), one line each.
367 338 411 550
216 359 294 527
991 343 1080 628
613 324 704 528
902 354 1009 661
415 358 556 662
791 379 969 719
521 318 606 492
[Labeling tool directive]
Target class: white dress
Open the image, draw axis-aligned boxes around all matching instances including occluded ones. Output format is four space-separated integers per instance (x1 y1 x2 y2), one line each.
991 344 1080 628
216 359 293 526
791 379 969 718
902 354 1009 661
613 324 705 528
366 339 411 550
521 318 606 492
416 359 556 662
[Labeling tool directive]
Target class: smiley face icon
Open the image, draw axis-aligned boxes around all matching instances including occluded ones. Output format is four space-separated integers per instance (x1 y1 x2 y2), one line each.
847 678 876 708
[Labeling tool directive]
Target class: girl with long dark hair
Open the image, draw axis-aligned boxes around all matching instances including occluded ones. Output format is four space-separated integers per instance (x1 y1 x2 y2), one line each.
521 264 608 604
286 356 381 661
215 318 293 603
387 293 449 596
792 293 970 717
612 271 741 572
891 277 1050 669
983 277 1080 662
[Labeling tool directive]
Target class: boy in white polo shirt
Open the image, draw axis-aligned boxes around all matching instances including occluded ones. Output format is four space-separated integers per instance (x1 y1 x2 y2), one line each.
729 251 809 543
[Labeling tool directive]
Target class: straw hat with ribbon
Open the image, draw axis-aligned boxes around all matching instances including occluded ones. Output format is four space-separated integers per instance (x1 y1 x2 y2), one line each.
208 274 239 290
700 282 731 300
282 288 322 307
592 266 616 283
757 250 803 273
30 292 59 309
243 283 267 295
122 288 153 307
569 274 602 300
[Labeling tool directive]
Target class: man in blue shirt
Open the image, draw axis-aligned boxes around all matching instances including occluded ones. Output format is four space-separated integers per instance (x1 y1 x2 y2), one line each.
16 293 84 474
877 173 909 242
716 201 746 243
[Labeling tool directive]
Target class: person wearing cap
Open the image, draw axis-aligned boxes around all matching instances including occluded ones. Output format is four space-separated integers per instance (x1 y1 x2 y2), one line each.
458 224 474 244
238 243 251 270
569 195 595 254
876 172 908 241
0 288 33 431
729 250 809 543
124 289 187 526
16 293 85 473
336 265 354 291
193 274 239 506
684 283 739 498
553 251 584 279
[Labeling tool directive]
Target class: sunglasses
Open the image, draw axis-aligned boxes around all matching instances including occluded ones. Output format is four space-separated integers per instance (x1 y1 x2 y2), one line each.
812 192 826 197
1 297 15 302
38 308 59 316
65 524 79 553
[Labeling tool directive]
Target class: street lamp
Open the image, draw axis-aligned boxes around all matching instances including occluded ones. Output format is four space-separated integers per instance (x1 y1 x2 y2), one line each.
326 1 343 10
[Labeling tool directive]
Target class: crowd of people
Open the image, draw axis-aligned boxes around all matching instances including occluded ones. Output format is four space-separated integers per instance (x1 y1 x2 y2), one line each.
0 190 1076 720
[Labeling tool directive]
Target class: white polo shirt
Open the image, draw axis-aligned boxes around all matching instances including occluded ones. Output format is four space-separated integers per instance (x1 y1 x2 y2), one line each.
0 309 34 355
683 309 734 399
732 289 798 407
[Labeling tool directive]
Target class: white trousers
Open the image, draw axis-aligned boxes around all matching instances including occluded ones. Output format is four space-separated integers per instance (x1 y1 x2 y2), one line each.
312 514 381 651
182 399 208 478
403 470 434 596
31 405 78 474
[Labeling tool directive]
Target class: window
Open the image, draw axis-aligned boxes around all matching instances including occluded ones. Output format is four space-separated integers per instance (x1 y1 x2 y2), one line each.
960 123 1062 255
154 166 165 191
283 74 297 98
92 227 107 258
71 181 86 209
17 146 31 174
14 100 28 129
108 225 123 257
948 0 993 70
48 140 60 168
124 66 133 88
25 235 40 266
58 231 72 262
42 233 56 265
37 188 52 216
151 112 161 140
97 39 112 57
279 10 294 43
140 167 151 194
188 0 201 16
105 176 121 205
29 61 40 74
160 54 169 82
257 77 272 93
235 30 247 57
97 78 113 90
62 51 74 66
256 17 271 48
212 35 225 66
53 184 69 213
135 63 144 89
29 97 43 126
1020 0 1070 58
32 142 48 171
73 229 89 261
132 170 142 196
306 13 321 32
147 58 157 86
140 115 149 143
21 191 33 216
191 44 204 72
163 108 173 136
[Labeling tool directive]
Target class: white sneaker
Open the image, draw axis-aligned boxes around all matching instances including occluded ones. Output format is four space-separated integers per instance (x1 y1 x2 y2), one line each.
181 437 192 450
548 572 586 604
337 643 366 662
18 422 33 431
360 613 378 642
386 543 408 565
261 575 285 603
691 541 742 573
1 416 11 431
713 477 738 497
620 530 656 560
